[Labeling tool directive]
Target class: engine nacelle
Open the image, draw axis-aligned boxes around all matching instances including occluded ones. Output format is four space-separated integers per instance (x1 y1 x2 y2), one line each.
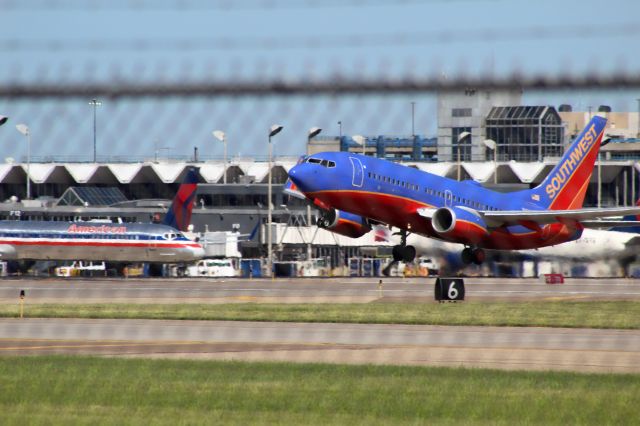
317 209 371 238
431 206 489 245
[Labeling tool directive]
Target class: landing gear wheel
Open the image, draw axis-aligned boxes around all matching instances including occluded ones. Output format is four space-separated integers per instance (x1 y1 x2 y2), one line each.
392 245 404 262
472 248 486 265
392 245 416 262
461 247 474 265
403 245 416 263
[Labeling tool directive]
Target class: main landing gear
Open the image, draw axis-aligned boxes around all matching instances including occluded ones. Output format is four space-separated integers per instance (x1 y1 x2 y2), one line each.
392 230 416 263
461 247 485 265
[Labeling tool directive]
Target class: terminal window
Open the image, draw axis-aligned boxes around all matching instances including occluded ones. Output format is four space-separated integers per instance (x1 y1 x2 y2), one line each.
452 108 472 117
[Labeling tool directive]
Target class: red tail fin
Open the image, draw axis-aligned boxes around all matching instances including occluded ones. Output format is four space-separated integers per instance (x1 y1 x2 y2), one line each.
163 167 199 231
529 115 607 210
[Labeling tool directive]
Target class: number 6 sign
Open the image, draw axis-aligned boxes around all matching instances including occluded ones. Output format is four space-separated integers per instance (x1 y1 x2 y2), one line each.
435 277 465 302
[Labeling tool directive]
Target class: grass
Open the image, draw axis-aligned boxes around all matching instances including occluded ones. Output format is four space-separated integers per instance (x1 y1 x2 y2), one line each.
0 356 638 425
3 300 640 329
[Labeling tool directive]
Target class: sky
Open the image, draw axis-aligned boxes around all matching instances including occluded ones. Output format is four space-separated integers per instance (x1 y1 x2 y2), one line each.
1 0 640 162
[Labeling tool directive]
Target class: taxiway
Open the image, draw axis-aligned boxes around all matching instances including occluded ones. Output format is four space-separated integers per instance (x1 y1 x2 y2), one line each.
1 276 639 303
1 318 639 373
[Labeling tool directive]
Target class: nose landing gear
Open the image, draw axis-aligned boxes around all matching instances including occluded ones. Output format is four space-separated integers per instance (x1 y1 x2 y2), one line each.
461 247 485 265
392 229 416 262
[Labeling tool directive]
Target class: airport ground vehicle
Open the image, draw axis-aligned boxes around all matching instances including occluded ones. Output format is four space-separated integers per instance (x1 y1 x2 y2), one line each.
184 258 238 277
54 261 107 277
417 258 439 276
298 258 330 277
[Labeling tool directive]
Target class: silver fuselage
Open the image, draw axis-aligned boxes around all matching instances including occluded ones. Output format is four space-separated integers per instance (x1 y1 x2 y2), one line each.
0 221 204 263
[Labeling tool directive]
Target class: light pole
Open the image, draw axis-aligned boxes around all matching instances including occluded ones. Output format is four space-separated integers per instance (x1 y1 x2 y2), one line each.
15 124 31 199
307 127 322 154
411 101 415 137
307 127 322 261
598 150 602 208
636 98 640 138
308 127 322 142
308 127 321 155
268 124 284 278
456 131 471 181
338 121 342 139
353 135 366 155
598 137 612 208
483 139 497 184
89 99 102 162
213 130 227 184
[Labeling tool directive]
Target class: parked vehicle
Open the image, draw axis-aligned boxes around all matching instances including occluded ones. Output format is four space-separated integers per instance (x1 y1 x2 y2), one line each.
184 259 238 277
298 258 330 277
55 261 107 277
417 258 440 276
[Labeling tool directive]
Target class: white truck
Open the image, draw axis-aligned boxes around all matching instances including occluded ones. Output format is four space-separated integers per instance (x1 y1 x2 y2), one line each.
184 259 238 277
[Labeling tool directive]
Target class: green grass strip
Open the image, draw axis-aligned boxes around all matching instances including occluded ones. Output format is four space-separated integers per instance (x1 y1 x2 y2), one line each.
0 356 638 425
3 301 640 329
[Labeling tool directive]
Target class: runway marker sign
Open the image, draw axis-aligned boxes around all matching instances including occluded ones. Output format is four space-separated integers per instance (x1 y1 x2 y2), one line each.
435 277 465 302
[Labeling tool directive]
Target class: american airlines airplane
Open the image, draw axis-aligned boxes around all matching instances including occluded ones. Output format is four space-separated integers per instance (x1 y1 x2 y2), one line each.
286 115 640 265
0 168 204 263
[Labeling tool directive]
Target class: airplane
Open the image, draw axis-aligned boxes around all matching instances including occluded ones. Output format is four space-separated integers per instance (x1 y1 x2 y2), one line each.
0 167 204 264
286 115 640 265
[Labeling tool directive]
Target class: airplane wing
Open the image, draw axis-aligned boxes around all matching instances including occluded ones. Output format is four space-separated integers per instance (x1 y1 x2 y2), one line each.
283 178 307 200
580 220 640 229
481 207 640 228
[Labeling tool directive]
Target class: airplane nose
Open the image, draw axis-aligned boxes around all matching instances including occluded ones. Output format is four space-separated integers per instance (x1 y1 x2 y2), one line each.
288 164 304 187
288 163 317 191
191 245 205 259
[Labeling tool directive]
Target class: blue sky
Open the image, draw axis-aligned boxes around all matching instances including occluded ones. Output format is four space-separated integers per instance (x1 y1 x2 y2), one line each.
1 0 639 161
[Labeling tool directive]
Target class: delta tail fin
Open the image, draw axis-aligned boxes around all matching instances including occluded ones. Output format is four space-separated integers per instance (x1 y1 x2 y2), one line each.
163 166 199 231
528 115 607 210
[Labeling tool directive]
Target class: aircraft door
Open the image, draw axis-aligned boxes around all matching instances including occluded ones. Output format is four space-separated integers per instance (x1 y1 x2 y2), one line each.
147 233 158 260
444 190 453 207
349 157 364 188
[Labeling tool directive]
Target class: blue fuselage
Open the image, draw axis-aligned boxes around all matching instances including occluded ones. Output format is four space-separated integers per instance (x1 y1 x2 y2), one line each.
288 152 581 250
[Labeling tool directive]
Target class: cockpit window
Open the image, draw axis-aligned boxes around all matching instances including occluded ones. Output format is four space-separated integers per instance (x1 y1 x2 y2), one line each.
307 157 335 168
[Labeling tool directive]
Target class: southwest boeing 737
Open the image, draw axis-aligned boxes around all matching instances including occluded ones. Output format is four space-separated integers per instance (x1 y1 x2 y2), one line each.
287 115 640 265
0 167 204 263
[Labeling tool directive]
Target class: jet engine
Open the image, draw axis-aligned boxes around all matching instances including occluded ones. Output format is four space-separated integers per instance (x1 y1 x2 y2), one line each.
431 206 489 245
317 209 371 238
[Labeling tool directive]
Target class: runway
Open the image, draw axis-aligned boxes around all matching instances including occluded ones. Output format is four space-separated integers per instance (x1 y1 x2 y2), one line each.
1 276 640 303
2 277 639 373
1 318 639 373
